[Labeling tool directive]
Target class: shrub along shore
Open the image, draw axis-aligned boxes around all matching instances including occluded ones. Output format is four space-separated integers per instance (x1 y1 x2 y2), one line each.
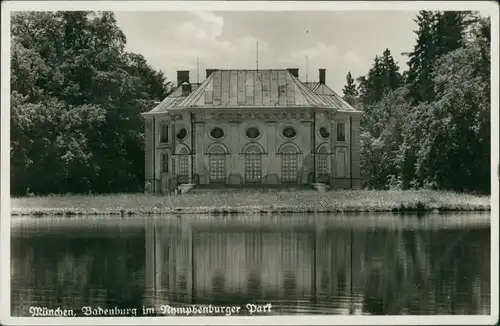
10 190 490 217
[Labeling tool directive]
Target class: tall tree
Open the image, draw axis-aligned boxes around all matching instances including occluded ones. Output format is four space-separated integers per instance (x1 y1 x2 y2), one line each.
381 48 403 91
358 56 385 105
10 11 171 195
358 49 402 106
406 11 439 105
406 11 471 105
342 71 358 106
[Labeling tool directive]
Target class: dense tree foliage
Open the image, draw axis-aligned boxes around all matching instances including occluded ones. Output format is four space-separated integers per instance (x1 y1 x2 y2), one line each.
10 12 172 195
342 11 491 193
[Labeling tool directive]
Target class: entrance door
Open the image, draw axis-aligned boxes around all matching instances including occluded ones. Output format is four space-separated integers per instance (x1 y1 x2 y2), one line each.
244 145 262 184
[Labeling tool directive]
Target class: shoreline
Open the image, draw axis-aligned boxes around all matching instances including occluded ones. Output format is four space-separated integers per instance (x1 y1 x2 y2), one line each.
10 190 491 217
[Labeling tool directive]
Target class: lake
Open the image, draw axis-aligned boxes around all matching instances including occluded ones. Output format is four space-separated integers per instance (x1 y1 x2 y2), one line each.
10 212 491 316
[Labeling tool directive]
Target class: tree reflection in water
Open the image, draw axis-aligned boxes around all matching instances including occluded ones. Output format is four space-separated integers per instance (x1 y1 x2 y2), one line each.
360 228 489 315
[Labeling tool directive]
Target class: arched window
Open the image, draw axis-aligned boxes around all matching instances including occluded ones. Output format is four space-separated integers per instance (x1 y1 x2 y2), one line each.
209 144 227 183
177 146 189 183
280 143 299 183
244 144 263 184
317 146 328 175
317 145 330 183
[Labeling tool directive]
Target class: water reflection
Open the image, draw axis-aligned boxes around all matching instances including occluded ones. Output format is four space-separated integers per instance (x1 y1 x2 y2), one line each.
11 213 491 316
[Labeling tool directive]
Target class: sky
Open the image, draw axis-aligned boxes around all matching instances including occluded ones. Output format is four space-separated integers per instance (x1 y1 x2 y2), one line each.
114 11 421 93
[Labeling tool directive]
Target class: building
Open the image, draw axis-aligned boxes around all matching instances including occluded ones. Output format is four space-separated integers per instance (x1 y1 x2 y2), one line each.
141 68 362 194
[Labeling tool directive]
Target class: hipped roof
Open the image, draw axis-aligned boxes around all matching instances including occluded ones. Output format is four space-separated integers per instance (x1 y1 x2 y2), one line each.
144 69 359 115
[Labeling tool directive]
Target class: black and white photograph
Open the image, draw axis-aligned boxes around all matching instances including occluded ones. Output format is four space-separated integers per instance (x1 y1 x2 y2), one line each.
0 1 498 325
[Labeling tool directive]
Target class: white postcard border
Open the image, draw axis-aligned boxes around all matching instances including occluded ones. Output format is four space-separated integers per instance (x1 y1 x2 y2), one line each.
1 1 498 325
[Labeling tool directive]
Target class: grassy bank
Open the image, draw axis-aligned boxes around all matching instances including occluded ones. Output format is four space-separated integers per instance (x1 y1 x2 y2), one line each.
10 190 490 217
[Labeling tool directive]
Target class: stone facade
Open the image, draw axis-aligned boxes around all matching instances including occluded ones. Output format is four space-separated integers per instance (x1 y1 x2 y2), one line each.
142 69 362 193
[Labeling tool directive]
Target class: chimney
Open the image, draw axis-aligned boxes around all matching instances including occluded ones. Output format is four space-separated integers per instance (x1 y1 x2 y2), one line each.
181 82 192 96
177 70 190 86
319 69 326 84
206 69 216 78
287 68 299 78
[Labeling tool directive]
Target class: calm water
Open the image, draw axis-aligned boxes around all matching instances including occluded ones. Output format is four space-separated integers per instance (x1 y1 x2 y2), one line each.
11 213 491 316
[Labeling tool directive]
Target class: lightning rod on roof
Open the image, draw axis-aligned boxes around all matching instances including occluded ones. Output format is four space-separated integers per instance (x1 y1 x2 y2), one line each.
306 55 309 83
196 57 199 84
305 30 309 83
256 41 259 71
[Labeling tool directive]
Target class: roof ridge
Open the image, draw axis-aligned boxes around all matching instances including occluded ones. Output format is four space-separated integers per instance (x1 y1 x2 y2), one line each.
176 73 215 107
288 73 328 107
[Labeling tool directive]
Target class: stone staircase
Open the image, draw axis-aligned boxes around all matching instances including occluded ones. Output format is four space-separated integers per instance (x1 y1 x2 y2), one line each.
189 183 316 194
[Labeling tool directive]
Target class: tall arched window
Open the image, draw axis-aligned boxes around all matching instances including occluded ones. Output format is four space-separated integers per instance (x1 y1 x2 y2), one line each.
177 147 189 184
317 145 330 183
279 143 299 183
317 146 328 175
208 144 227 183
244 144 263 184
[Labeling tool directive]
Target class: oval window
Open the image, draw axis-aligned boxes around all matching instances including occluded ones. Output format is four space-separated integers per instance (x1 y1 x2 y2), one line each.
245 127 261 139
319 127 330 139
176 127 187 140
282 127 297 139
210 127 224 139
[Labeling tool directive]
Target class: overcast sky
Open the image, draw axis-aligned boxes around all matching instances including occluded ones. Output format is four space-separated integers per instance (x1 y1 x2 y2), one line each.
114 11 421 93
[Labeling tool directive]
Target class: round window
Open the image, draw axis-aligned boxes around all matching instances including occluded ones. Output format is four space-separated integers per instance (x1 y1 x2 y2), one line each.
282 127 297 139
176 127 187 140
245 127 261 139
210 127 224 139
319 127 330 139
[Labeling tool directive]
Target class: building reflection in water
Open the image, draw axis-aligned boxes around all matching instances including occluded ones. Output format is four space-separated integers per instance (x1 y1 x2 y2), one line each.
144 221 490 315
145 222 365 314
